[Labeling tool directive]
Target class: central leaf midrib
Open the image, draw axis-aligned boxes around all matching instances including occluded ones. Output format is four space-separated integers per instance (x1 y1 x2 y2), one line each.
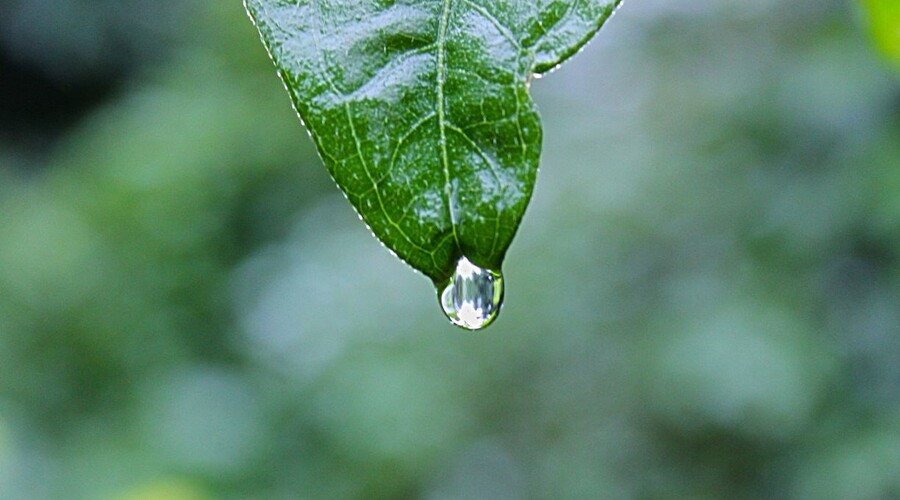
436 0 462 257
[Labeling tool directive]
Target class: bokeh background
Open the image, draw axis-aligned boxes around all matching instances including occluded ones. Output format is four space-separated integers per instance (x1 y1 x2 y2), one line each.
1 0 898 498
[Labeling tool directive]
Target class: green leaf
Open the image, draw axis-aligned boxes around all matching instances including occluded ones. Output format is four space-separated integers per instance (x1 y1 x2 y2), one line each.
245 0 620 283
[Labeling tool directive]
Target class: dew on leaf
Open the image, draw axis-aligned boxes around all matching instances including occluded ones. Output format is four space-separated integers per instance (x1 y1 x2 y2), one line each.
439 256 504 330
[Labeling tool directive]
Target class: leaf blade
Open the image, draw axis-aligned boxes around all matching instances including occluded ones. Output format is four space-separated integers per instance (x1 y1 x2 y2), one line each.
246 0 620 283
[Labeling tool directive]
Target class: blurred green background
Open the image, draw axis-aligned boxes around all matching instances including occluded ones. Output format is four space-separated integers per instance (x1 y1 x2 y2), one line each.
0 0 898 498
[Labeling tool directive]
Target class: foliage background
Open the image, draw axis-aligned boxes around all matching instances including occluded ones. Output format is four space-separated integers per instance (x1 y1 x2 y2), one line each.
0 0 898 498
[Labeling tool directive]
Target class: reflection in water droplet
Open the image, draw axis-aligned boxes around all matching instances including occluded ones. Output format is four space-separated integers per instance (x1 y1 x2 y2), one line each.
439 256 504 330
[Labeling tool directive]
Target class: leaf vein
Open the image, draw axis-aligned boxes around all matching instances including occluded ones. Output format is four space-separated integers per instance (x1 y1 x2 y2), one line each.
445 123 504 255
526 1 576 50
309 0 432 257
459 0 521 50
437 0 462 254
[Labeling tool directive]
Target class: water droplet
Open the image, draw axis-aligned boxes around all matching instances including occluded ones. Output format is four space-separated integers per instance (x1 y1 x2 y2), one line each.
439 256 504 330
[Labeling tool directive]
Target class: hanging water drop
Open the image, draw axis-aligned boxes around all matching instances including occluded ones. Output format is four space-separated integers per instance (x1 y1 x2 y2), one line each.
439 256 504 330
